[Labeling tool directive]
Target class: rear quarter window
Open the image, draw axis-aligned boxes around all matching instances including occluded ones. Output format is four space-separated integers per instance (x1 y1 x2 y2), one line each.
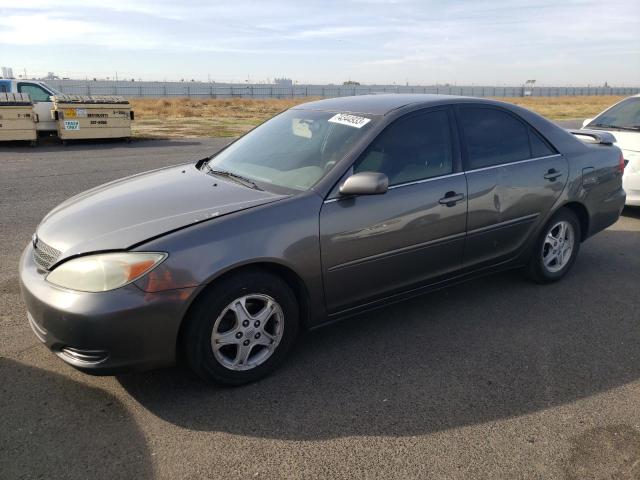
529 129 555 157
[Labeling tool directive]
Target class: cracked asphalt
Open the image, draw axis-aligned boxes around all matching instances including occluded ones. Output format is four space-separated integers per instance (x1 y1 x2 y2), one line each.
1 136 639 479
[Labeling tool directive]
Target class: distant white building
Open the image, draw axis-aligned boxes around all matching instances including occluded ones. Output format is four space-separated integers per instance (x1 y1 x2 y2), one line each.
274 78 293 87
1 67 14 79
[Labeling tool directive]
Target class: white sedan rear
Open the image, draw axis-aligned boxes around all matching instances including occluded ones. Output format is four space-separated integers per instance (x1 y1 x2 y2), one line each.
583 95 640 206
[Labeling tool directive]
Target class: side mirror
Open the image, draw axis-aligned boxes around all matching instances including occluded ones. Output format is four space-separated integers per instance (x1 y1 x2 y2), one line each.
582 118 593 128
339 171 388 196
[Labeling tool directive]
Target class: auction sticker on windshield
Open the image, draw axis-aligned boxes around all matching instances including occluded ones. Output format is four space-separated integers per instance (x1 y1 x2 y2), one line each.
328 113 371 128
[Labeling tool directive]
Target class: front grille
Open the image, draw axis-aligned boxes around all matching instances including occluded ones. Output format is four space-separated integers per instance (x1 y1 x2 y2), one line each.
33 237 61 271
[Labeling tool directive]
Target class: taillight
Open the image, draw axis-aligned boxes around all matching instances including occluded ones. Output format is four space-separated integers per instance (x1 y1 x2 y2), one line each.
618 152 626 174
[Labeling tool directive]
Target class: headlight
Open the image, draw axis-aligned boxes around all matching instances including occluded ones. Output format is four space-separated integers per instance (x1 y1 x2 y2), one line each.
46 252 167 292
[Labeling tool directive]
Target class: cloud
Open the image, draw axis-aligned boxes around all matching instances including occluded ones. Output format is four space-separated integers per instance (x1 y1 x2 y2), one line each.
0 0 638 84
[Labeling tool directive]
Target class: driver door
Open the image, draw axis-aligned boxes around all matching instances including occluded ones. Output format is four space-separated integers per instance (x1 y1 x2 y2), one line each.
319 108 467 314
17 82 56 131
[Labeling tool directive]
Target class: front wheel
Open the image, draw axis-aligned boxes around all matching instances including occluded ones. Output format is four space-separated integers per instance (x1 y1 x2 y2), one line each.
183 270 299 385
525 208 581 283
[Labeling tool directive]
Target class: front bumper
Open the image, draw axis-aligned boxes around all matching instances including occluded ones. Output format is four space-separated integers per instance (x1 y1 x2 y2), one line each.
19 243 196 374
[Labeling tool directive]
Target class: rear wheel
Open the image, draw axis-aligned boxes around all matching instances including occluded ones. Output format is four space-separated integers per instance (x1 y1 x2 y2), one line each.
183 270 299 385
526 208 581 283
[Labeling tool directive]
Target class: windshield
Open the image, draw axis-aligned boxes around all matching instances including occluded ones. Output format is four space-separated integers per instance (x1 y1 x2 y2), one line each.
206 109 379 191
46 84 63 95
588 97 640 130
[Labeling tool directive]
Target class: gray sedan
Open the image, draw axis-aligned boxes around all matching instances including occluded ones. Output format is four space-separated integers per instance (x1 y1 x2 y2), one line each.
19 95 626 385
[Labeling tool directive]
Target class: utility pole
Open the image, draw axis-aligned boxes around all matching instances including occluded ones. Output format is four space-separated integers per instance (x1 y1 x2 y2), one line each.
115 71 118 82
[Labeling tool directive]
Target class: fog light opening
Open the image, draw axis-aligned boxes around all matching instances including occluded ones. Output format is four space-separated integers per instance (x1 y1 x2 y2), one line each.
59 347 110 365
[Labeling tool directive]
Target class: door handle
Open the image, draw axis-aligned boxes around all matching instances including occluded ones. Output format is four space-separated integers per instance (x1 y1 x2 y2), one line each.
544 169 563 181
438 191 465 207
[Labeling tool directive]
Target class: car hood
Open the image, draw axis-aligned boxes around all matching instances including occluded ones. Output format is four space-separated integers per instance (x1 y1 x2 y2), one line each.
37 163 286 261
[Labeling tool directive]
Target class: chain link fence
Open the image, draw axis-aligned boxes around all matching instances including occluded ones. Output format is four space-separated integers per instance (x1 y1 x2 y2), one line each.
45 80 640 99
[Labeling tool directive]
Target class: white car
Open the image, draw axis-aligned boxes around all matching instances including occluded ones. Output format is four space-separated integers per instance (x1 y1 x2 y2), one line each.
583 94 640 206
0 79 60 132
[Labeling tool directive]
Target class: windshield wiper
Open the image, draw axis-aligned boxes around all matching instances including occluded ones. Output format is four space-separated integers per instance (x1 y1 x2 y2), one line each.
204 165 262 190
590 123 640 131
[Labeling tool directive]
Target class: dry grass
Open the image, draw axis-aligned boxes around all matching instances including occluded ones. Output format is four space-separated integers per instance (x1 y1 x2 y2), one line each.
130 97 317 138
496 95 623 120
129 95 624 138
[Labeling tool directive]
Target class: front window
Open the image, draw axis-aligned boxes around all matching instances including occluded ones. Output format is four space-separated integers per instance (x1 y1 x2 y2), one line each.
207 109 379 192
17 83 52 102
353 109 453 185
587 97 640 131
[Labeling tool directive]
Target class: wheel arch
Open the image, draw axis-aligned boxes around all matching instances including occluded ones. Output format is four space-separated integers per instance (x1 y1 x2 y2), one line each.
176 261 312 360
559 201 590 241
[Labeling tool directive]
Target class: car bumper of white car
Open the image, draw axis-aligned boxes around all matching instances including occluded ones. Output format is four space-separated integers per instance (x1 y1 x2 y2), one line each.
623 150 640 206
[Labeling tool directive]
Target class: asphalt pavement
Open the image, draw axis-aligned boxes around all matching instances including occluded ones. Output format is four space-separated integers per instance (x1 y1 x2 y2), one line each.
1 136 639 479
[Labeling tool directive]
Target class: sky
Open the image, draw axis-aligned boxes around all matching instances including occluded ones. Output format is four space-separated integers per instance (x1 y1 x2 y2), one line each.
0 0 639 86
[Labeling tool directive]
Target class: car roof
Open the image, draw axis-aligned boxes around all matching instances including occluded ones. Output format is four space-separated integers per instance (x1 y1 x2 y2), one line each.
293 93 590 157
291 93 476 115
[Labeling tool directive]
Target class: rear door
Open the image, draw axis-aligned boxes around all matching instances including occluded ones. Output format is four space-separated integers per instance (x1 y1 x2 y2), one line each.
17 82 56 131
319 108 467 314
456 105 568 267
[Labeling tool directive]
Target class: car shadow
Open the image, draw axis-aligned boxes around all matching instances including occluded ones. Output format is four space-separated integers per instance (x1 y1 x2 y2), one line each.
0 358 153 479
623 206 640 219
118 228 640 441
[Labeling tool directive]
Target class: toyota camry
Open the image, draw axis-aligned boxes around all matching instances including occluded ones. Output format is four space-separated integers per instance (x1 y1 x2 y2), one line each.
19 94 626 385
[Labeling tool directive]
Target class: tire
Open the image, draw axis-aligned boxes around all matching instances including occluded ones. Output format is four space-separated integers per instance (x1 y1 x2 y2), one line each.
525 208 581 284
183 269 299 385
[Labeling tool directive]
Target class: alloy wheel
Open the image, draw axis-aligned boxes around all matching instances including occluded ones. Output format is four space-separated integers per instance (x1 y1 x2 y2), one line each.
542 220 575 273
210 294 284 371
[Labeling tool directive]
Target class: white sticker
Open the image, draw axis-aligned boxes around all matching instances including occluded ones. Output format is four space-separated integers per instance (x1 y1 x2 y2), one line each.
328 113 371 129
76 108 87 118
292 118 312 138
64 120 80 130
